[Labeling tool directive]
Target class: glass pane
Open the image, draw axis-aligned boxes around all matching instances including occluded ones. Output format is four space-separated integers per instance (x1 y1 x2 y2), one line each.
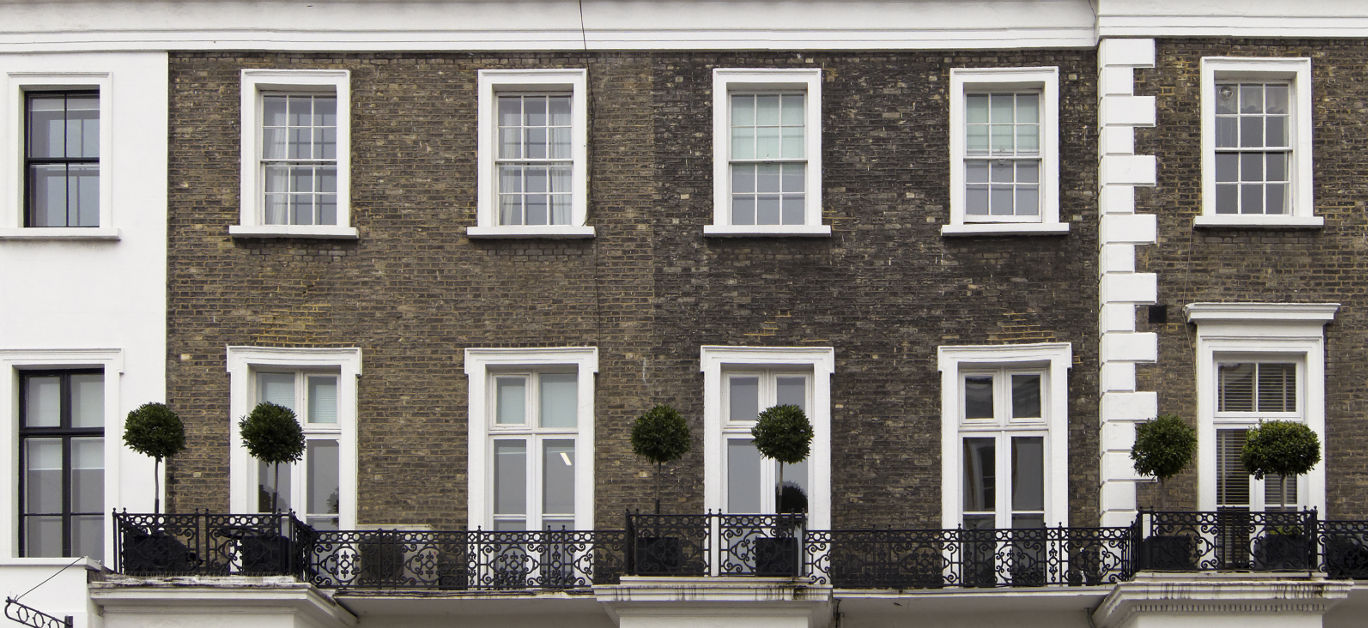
1266 153 1286 182
756 125 780 159
727 439 762 513
317 127 337 160
732 195 755 226
262 127 287 159
1266 117 1287 148
1017 162 1039 186
539 373 578 428
966 125 988 155
966 94 989 123
1016 93 1039 123
1012 514 1045 529
775 376 807 411
1240 116 1264 148
1266 184 1286 215
732 164 755 194
1266 85 1288 114
731 94 754 126
258 460 292 512
756 164 780 193
780 126 804 158
307 440 340 516
780 94 804 125
755 95 780 125
24 517 62 558
1216 118 1238 148
756 195 781 225
314 96 336 127
729 376 759 421
990 94 1013 123
1264 473 1298 510
72 164 99 227
1011 374 1041 419
1016 124 1039 154
1217 429 1250 507
24 376 61 427
1241 183 1263 214
526 127 547 159
781 164 804 193
966 161 989 184
307 376 338 424
1240 153 1264 183
25 439 62 513
779 458 809 513
1011 437 1043 511
543 518 574 531
548 96 572 126
1239 84 1263 114
964 376 993 419
964 514 994 530
1256 363 1297 413
70 437 103 512
1215 84 1237 114
1216 153 1238 183
550 127 572 160
524 95 546 127
498 96 521 127
730 128 754 160
543 440 575 516
966 187 988 215
1215 184 1237 214
28 164 67 227
72 515 104 562
1014 188 1039 217
1218 363 1254 411
495 377 527 425
494 441 527 515
499 127 522 159
262 95 287 126
27 95 65 158
258 372 296 410
963 438 995 511
308 517 339 531
780 197 804 225
67 96 98 159
991 125 1014 154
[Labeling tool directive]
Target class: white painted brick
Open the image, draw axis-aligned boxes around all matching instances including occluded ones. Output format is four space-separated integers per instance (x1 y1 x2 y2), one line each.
1100 243 1135 274
1100 37 1155 68
1101 389 1158 420
1101 331 1158 363
1099 185 1136 214
1100 361 1137 393
1101 302 1136 333
1101 213 1156 245
1100 125 1135 156
1100 65 1134 96
1101 420 1138 453
1101 154 1157 186
1102 95 1156 127
1100 272 1156 303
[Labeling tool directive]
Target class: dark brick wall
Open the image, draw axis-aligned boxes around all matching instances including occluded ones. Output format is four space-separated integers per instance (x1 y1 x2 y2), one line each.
166 49 1100 530
1134 39 1368 517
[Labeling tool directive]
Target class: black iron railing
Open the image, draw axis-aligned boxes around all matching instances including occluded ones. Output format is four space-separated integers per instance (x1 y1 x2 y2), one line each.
114 510 313 577
627 512 807 577
1134 509 1318 572
1318 520 1368 578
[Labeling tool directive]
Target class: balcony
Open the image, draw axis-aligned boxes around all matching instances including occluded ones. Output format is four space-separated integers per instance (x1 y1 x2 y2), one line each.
111 510 1368 591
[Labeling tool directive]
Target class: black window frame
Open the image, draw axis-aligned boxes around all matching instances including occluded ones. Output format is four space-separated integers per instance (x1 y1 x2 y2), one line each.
24 90 100 228
18 368 104 559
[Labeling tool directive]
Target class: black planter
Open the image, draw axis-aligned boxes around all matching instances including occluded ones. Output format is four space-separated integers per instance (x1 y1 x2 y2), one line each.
634 536 685 576
1325 537 1368 578
239 534 293 574
754 537 799 577
1141 535 1196 571
1254 534 1311 570
123 530 196 574
358 537 405 584
437 547 469 590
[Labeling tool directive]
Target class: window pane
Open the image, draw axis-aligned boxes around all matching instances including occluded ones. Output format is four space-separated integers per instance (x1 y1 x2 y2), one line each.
308 376 338 424
307 440 340 516
755 95 779 125
1215 184 1237 214
494 441 526 515
756 126 780 159
756 195 781 225
732 164 755 194
1240 153 1263 182
966 161 988 184
730 127 755 160
24 517 62 558
263 95 287 126
1215 84 1237 114
966 94 989 123
1014 187 1039 216
313 96 336 127
1215 153 1238 183
756 164 780 193
1011 437 1043 512
728 376 759 422
779 458 809 513
66 96 98 159
732 195 755 226
963 438 995 511
1012 514 1045 530
990 94 1013 123
1010 374 1041 419
258 460 292 512
1239 84 1263 114
780 94 804 125
498 96 521 128
539 373 578 428
1264 472 1298 510
543 440 575 516
258 372 296 410
70 437 103 513
1241 183 1263 214
966 125 988 155
1256 363 1297 413
1266 117 1287 148
727 439 762 513
28 164 67 227
1217 429 1249 507
1239 116 1264 148
1015 93 1039 123
780 126 804 159
1266 184 1286 215
964 376 993 419
24 376 61 427
495 377 527 425
72 515 104 563
966 187 989 215
524 96 546 126
731 94 754 126
1218 363 1254 412
1016 124 1039 154
990 186 1013 215
548 96 572 126
1016 161 1039 184
27 95 65 158
25 439 62 513
776 376 807 411
1216 118 1238 148
780 164 804 193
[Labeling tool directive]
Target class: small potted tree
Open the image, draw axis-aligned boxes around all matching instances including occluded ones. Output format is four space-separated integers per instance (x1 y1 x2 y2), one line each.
121 402 192 573
238 402 305 573
1242 420 1320 570
1130 413 1198 570
629 404 692 575
751 404 812 577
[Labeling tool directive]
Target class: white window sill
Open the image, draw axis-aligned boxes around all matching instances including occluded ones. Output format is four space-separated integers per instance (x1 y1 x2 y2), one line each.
0 227 121 240
703 224 832 238
941 222 1070 237
466 225 596 239
1193 215 1324 229
229 225 360 239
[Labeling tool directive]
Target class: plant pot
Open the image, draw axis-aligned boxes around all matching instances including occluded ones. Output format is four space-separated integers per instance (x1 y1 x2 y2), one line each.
1141 535 1196 571
359 536 405 584
437 546 469 590
754 537 798 577
634 536 685 576
239 533 293 574
1325 536 1368 579
123 529 196 574
1254 533 1311 570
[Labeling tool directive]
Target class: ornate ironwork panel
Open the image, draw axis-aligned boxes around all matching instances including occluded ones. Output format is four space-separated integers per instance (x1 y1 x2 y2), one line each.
114 510 310 577
1320 520 1368 579
1138 509 1316 572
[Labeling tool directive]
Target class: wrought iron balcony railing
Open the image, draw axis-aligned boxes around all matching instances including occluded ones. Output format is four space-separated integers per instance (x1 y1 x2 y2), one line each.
1134 509 1318 572
114 510 313 577
626 512 808 577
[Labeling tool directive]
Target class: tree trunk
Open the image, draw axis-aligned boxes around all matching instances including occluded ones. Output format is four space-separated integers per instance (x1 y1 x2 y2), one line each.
153 457 161 515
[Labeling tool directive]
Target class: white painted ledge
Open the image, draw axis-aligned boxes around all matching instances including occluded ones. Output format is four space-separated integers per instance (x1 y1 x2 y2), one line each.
940 222 1070 237
229 225 359 239
704 224 832 237
1093 572 1350 628
1193 214 1324 229
465 225 596 239
1184 302 1340 323
0 227 120 240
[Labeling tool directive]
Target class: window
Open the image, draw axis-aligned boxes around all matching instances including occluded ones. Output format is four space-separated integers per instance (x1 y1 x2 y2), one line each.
701 346 833 529
234 70 355 239
938 343 1070 529
24 91 99 228
708 69 827 237
227 347 360 528
472 70 591 238
946 67 1064 236
1198 58 1317 228
1186 302 1336 512
18 370 103 561
466 348 596 530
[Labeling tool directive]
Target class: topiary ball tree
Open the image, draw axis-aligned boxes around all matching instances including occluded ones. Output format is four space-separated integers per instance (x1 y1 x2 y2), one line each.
1131 414 1197 510
1242 420 1321 511
631 404 691 514
751 405 813 514
239 402 305 514
123 402 187 515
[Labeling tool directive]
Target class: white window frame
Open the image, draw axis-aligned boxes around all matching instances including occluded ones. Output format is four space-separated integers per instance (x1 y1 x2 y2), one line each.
1186 302 1337 512
465 347 597 530
938 343 1070 529
233 69 356 239
0 348 123 562
226 346 360 528
1 72 116 239
708 69 828 238
471 69 592 239
945 67 1064 237
701 345 833 529
1197 58 1318 229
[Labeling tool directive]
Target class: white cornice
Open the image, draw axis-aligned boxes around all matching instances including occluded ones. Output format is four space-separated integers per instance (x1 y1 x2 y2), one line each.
1184 303 1340 325
1092 573 1351 628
